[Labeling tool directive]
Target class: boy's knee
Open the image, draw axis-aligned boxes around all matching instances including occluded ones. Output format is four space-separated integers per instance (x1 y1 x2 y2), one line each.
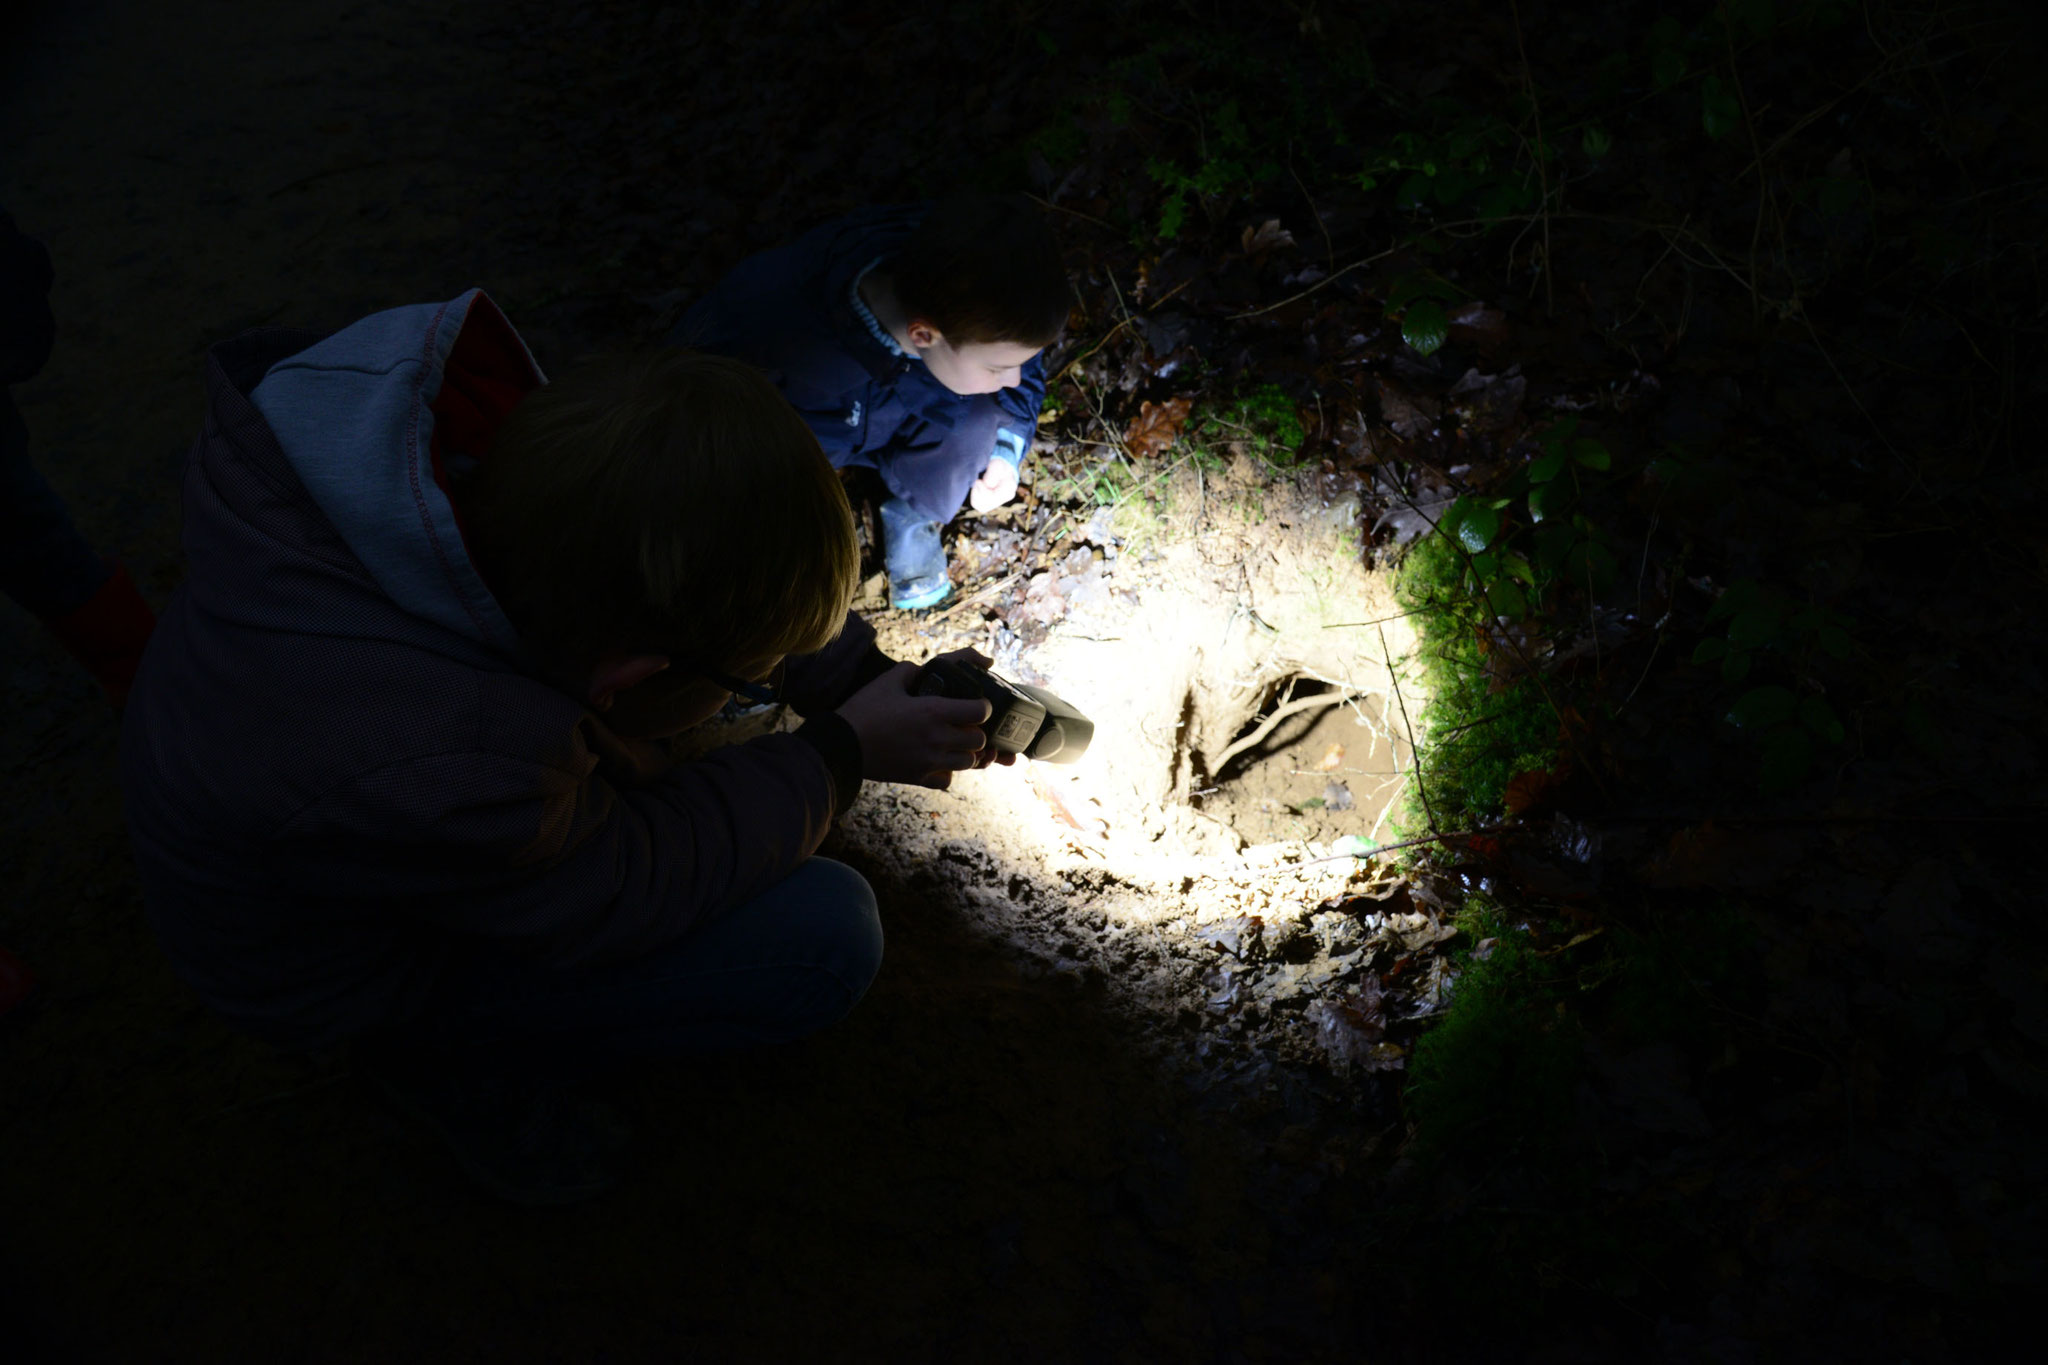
787 857 883 1028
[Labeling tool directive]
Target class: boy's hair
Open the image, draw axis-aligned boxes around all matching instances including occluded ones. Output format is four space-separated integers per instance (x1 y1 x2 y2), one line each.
458 349 858 674
892 194 1070 348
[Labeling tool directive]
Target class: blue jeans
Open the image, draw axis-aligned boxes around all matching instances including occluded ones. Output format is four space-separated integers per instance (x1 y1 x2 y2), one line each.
1 390 109 618
378 858 883 1077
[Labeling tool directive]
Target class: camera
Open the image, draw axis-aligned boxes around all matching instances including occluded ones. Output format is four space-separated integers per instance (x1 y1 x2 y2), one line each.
912 657 1094 764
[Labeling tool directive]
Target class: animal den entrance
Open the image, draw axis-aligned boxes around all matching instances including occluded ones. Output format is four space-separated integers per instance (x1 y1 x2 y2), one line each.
1189 675 1412 853
841 481 1426 952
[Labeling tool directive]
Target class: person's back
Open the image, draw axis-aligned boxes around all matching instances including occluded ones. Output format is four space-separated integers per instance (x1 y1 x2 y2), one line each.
123 291 1001 1201
677 194 1069 610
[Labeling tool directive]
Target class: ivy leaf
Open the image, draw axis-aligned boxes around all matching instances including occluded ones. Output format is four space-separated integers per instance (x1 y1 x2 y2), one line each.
1402 299 1450 356
1533 522 1575 572
1456 502 1501 554
1727 685 1796 731
1528 478 1572 523
1529 447 1568 483
1692 637 1728 664
1721 648 1752 684
1503 552 1537 586
1798 695 1845 745
1570 438 1612 471
1702 72 1741 141
1487 578 1528 619
1727 605 1782 650
1707 579 1763 623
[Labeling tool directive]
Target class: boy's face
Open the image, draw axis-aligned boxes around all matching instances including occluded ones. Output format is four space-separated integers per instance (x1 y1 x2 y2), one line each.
912 332 1042 397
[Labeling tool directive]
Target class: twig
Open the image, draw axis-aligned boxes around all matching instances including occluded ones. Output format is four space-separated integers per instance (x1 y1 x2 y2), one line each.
1228 245 1401 319
1379 622 1440 835
1252 828 1490 875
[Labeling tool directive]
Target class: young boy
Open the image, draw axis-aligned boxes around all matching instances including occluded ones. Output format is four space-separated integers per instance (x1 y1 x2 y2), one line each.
676 194 1069 610
120 288 998 1203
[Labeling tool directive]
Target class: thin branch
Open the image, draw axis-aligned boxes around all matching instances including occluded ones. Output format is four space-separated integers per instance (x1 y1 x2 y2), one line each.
1210 687 1357 775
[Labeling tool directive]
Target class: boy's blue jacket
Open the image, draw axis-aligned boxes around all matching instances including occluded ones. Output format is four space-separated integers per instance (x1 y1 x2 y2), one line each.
677 203 1047 523
121 290 883 1051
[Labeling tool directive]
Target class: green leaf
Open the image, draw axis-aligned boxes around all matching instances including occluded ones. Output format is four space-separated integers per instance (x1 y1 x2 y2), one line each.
1298 797 1326 810
1503 552 1537 586
1721 648 1752 684
1387 273 1458 309
1818 625 1853 659
1533 522 1575 572
1652 46 1686 91
1691 637 1728 664
1727 685 1796 731
1402 299 1450 356
1529 447 1568 483
1702 72 1741 141
1707 579 1763 623
1570 438 1612 471
1564 540 1619 592
1581 126 1613 160
1727 605 1782 650
1759 725 1812 792
1457 503 1501 554
1528 478 1572 524
1798 695 1845 745
1487 578 1528 619
1471 550 1499 580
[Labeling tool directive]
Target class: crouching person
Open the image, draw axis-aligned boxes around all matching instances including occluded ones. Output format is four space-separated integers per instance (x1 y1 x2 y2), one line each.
120 291 997 1203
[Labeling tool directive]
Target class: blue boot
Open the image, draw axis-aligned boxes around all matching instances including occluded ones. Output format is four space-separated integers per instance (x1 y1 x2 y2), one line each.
879 496 951 611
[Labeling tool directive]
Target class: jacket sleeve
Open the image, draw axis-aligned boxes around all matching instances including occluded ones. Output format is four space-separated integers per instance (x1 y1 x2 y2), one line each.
989 351 1048 470
781 606 894 716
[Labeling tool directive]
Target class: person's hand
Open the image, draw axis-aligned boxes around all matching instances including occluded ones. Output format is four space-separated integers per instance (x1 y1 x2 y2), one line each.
837 661 992 789
927 648 1020 770
967 457 1020 512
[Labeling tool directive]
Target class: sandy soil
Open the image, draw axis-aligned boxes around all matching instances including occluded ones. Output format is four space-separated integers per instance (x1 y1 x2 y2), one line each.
1 4 1439 1360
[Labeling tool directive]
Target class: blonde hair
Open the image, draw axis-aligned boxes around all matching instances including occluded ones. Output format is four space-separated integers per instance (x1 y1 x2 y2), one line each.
459 349 857 672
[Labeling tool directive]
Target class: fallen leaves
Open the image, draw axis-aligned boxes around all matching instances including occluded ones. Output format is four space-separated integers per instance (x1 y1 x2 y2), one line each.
1124 396 1192 458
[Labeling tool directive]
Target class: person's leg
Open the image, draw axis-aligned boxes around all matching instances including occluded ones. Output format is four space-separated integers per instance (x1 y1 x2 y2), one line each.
876 396 1002 610
409 855 884 1064
353 857 882 1202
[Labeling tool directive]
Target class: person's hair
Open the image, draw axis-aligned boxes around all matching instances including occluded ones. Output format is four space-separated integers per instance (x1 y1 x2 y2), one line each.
457 349 858 674
891 194 1070 348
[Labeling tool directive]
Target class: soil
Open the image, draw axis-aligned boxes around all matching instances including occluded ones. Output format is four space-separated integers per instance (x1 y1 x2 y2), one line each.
0 4 1446 1361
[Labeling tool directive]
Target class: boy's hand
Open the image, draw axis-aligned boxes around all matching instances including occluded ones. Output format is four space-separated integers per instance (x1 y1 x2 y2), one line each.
838 660 993 789
968 457 1019 512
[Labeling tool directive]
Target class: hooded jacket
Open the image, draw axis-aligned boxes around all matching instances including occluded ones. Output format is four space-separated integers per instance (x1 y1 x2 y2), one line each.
121 290 883 1051
677 204 1048 523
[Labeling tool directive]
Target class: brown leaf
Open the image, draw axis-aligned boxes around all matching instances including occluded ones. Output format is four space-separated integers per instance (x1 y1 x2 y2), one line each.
1124 397 1192 459
1314 742 1346 771
1447 301 1509 352
1241 218 1296 257
1375 378 1440 441
1503 763 1568 815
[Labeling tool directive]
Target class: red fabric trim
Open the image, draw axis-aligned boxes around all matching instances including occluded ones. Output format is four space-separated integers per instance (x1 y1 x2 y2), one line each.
428 297 541 538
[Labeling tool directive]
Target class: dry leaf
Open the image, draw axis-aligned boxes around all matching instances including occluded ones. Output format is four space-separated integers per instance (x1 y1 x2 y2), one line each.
1124 397 1192 458
1314 742 1346 771
1241 218 1296 257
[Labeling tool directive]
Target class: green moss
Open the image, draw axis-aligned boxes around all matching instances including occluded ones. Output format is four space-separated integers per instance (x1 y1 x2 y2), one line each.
1407 907 1583 1156
1394 532 1558 825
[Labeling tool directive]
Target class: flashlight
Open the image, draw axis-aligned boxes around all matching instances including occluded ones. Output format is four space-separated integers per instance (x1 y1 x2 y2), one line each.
912 657 1094 764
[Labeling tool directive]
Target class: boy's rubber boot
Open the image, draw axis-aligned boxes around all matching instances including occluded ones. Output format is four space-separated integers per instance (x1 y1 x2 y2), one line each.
357 1042 633 1207
40 562 155 707
878 495 952 611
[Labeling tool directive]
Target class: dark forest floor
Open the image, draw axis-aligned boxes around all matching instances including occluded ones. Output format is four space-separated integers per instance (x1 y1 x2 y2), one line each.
4 1 2046 1361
